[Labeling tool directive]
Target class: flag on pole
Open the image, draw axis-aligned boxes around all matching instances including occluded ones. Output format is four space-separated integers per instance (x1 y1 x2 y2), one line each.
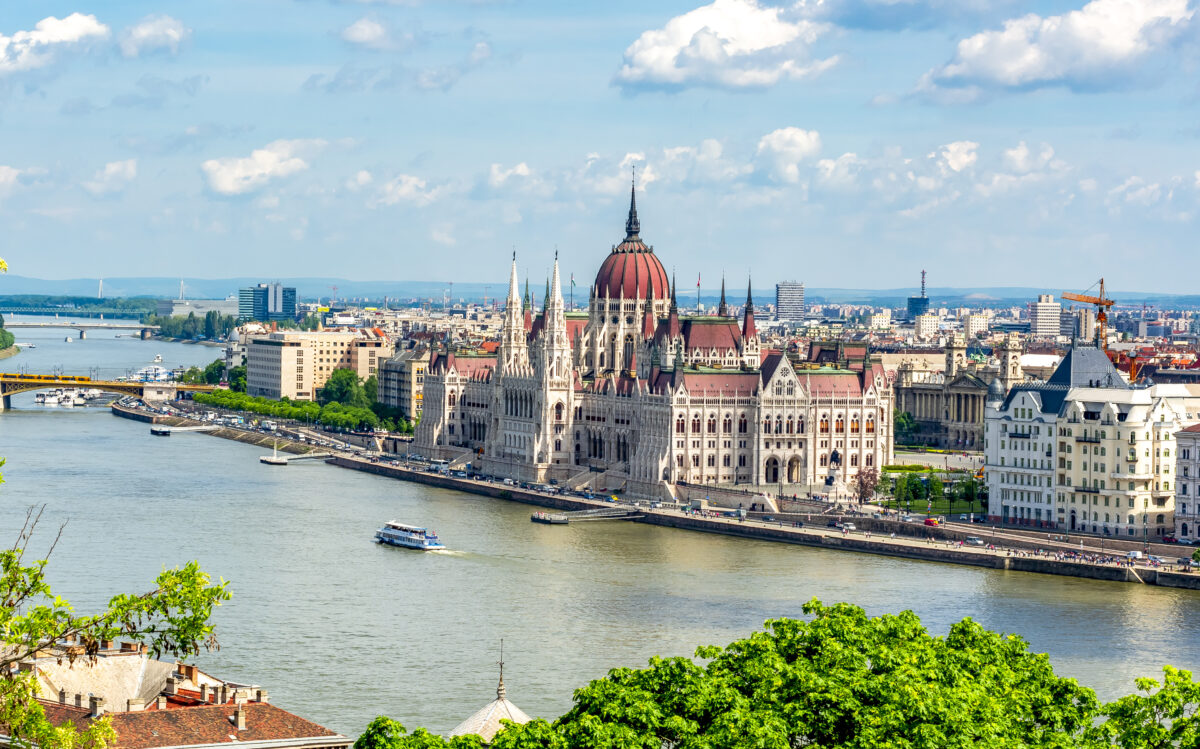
697 273 701 288
570 273 575 287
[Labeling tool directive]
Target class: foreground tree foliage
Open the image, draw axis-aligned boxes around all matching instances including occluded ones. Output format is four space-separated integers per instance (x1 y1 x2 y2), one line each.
362 600 1200 749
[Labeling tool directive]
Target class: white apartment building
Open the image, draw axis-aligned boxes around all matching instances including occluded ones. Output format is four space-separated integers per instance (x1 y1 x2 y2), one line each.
1175 425 1200 541
984 378 1057 527
378 347 427 421
869 309 892 329
246 330 392 400
1029 294 1062 340
914 313 939 340
775 281 805 321
963 313 989 339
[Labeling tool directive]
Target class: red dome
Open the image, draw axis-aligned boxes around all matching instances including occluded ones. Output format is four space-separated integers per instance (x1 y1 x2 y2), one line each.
593 179 670 300
593 240 670 300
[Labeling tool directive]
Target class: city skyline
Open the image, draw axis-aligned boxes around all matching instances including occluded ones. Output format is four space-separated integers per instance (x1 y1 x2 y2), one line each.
2 0 1199 290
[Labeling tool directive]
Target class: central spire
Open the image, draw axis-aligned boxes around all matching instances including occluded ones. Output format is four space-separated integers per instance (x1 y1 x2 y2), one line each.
625 165 640 239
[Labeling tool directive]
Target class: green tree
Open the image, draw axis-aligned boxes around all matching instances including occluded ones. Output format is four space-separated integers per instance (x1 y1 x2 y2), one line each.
203 358 225 385
928 475 944 510
178 366 205 384
893 474 909 510
227 366 247 393
355 716 483 749
894 409 920 444
320 368 369 409
0 502 229 749
366 600 1200 747
364 375 379 406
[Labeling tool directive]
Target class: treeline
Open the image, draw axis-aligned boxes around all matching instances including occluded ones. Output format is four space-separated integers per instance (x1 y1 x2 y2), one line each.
141 311 239 340
0 295 158 316
193 390 385 431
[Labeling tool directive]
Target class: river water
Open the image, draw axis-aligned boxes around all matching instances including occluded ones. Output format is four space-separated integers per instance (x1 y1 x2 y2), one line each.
1 319 1199 737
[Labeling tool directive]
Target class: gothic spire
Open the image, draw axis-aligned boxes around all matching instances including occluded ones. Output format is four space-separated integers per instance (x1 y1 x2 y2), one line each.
523 278 530 312
669 271 677 311
718 275 729 317
625 166 640 238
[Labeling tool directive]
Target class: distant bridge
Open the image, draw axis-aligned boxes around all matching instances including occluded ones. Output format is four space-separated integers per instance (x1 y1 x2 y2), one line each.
4 321 159 339
0 373 214 410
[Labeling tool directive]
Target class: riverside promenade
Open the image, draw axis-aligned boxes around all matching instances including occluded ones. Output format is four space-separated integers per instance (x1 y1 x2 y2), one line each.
112 402 1200 590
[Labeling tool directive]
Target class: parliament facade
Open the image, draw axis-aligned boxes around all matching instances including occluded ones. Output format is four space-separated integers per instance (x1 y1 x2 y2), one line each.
414 185 894 499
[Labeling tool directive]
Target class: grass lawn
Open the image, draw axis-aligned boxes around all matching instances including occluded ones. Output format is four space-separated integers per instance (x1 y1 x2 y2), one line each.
878 497 986 516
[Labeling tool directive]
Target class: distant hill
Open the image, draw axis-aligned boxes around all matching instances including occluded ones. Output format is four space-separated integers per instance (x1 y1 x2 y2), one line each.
0 275 1194 308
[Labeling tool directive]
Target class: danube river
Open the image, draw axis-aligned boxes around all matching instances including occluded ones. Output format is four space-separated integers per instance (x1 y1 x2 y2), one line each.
1 321 1200 737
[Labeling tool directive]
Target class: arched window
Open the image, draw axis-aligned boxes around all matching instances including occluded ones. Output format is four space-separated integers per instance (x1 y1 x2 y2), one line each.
786 418 794 434
676 416 685 434
723 415 732 433
850 453 858 467
835 417 845 432
820 454 828 467
799 419 806 434
820 417 830 434
866 417 876 434
692 416 701 433
738 415 748 433
866 453 873 467
554 439 561 452
707 416 717 434
850 417 860 432
448 392 456 407
555 402 564 421
775 418 783 434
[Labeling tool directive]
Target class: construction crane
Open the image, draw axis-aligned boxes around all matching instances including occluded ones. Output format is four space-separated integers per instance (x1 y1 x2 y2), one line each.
1062 278 1114 352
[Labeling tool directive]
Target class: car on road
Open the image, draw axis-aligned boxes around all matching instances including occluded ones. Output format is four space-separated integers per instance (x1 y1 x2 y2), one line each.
964 537 985 546
900 516 914 523
826 520 839 528
841 523 856 531
1163 536 1179 544
924 518 941 527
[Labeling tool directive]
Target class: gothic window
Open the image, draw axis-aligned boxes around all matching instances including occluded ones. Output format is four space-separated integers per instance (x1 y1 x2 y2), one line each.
676 455 683 467
775 418 783 434
851 454 859 467
723 455 731 467
738 455 746 467
738 415 748 434
866 417 876 434
676 416 685 434
820 416 830 434
692 416 701 433
866 453 873 467
820 454 828 467
851 417 860 432
707 416 717 434
555 402 564 421
692 455 700 467
707 455 715 467
723 415 732 433
763 419 772 434
554 440 561 452
799 419 806 434
786 418 794 434
448 392 456 407
786 383 794 395
835 417 845 432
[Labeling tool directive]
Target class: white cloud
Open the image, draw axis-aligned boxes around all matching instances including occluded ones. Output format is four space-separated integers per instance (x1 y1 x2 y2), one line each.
431 223 456 246
488 162 531 188
341 17 396 50
346 170 373 191
373 174 442 206
83 159 137 195
935 141 978 173
922 0 1193 96
0 13 110 75
1108 176 1162 206
201 139 326 196
657 139 751 184
0 166 22 198
756 127 821 183
615 0 838 91
119 15 188 58
1003 141 1055 173
815 152 863 189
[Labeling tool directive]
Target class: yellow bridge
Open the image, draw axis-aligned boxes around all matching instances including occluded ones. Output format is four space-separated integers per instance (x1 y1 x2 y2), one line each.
0 373 216 410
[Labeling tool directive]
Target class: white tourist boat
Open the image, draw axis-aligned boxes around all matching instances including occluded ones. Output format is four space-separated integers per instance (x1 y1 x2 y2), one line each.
374 521 445 551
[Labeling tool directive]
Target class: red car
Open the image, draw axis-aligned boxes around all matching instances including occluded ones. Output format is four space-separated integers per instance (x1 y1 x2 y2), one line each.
1162 536 1179 544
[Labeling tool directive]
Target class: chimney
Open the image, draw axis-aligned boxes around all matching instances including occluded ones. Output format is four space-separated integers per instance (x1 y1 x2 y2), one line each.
200 684 208 701
219 684 228 704
58 689 66 704
234 689 248 705
234 707 246 731
165 677 178 695
89 696 105 717
255 689 269 704
156 696 167 710
101 640 113 650
127 698 145 713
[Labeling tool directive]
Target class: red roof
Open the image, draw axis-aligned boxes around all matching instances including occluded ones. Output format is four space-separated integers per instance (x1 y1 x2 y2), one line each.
593 241 670 301
681 319 741 351
39 701 343 749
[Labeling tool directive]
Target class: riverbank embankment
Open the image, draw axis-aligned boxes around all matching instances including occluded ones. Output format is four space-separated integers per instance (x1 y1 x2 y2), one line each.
110 402 1200 590
0 345 18 361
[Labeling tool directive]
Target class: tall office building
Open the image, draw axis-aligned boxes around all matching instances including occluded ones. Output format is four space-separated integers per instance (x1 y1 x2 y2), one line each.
906 269 929 320
775 281 805 321
238 283 297 322
1028 294 1062 339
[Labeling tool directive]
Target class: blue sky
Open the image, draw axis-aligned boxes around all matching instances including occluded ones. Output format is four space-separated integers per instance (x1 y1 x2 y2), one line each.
1 0 1199 293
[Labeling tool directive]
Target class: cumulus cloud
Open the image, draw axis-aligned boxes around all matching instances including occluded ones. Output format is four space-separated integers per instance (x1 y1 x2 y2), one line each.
815 152 864 189
119 15 189 57
372 174 443 206
615 0 838 92
83 159 137 195
920 0 1194 97
935 140 978 173
345 170 373 191
756 127 821 182
201 139 326 196
1108 176 1162 206
340 17 417 51
488 162 531 188
1003 141 1055 174
0 13 110 75
0 166 22 198
658 139 753 184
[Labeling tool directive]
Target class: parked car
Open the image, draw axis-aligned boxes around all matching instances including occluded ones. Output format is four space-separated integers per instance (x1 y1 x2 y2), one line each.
964 537 985 546
826 520 840 528
1162 536 1179 544
924 518 941 527
841 523 856 531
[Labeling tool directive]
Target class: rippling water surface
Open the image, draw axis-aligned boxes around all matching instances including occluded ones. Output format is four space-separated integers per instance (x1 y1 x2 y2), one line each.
2 319 1199 737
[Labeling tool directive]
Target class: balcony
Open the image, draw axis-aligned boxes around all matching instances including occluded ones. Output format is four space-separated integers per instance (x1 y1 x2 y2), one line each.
1010 432 1032 439
1076 435 1101 444
1074 486 1100 494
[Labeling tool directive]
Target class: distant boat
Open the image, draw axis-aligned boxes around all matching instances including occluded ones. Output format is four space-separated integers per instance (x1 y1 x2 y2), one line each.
153 354 162 363
63 336 73 343
375 521 445 550
15 343 34 349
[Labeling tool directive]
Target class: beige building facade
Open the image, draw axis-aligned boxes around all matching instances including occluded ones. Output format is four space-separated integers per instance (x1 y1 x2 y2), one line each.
246 330 391 400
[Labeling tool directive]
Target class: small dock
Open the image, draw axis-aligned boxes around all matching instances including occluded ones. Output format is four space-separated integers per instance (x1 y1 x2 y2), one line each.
259 451 333 465
531 506 643 524
151 425 216 436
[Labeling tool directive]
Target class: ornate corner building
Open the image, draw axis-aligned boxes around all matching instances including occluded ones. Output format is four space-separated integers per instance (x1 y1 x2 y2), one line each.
414 184 894 498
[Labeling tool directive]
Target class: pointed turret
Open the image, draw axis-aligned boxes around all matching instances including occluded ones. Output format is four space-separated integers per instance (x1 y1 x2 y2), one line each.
522 278 530 313
742 277 757 340
642 284 657 340
625 168 640 239
718 276 729 317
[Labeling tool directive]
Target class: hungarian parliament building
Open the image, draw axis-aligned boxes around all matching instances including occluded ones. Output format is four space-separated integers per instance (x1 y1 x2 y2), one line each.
414 185 894 499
